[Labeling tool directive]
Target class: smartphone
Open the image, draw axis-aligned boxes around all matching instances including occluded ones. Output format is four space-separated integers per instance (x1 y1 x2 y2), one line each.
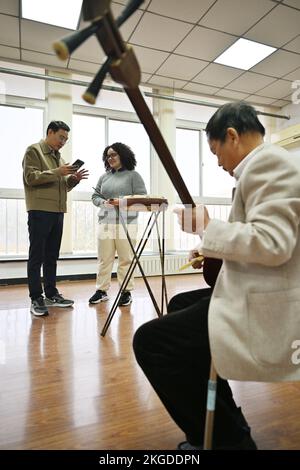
72 158 84 169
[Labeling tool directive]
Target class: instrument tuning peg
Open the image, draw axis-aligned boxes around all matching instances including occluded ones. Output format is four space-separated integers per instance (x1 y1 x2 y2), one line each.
116 0 145 27
53 22 100 60
82 58 112 104
82 0 111 22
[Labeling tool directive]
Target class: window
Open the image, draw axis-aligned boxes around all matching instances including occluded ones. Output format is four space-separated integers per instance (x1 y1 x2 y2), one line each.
72 114 106 191
202 133 233 198
71 116 152 254
173 127 233 251
72 201 98 254
0 106 44 189
0 105 43 256
0 199 28 256
71 114 105 253
176 128 200 197
108 120 151 192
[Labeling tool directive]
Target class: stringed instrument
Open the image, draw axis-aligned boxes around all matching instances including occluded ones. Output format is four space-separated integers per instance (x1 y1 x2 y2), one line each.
52 0 222 287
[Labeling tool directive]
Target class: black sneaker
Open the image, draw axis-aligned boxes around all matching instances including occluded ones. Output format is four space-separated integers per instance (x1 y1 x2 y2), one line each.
45 293 74 308
89 290 108 304
216 433 257 450
177 434 257 451
118 291 132 306
177 441 202 450
177 407 257 451
30 296 49 316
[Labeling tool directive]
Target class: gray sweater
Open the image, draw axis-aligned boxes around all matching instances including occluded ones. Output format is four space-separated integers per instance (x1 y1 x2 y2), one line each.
92 168 147 224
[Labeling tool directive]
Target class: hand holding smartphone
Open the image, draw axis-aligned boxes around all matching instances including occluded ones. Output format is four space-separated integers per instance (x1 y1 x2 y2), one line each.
72 158 84 169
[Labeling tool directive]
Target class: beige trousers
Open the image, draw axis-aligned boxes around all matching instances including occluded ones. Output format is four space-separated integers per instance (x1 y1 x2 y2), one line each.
96 223 138 292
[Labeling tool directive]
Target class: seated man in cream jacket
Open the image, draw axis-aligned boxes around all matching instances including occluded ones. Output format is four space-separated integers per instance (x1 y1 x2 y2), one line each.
133 101 300 450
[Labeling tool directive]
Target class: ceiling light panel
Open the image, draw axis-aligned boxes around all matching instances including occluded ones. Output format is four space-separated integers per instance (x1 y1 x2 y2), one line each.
22 0 83 30
214 38 276 70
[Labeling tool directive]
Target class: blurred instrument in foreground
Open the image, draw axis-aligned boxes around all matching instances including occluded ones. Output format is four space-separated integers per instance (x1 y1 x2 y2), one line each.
52 0 221 287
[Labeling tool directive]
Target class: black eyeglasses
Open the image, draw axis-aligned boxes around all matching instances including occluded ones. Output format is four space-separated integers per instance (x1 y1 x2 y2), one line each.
106 152 118 159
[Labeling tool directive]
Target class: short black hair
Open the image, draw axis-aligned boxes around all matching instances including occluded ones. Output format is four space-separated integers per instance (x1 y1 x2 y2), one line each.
103 142 137 171
46 120 70 135
205 102 265 142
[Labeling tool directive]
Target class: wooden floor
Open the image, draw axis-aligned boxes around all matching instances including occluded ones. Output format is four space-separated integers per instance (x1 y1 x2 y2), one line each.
1 274 300 450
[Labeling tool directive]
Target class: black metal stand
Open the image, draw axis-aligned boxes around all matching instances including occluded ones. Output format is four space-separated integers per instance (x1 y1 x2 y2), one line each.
101 207 167 337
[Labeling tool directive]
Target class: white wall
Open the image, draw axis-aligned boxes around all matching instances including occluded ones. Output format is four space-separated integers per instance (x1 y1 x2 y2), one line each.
275 102 300 131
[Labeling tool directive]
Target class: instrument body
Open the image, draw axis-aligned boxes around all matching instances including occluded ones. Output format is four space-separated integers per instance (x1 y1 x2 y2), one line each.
203 258 222 288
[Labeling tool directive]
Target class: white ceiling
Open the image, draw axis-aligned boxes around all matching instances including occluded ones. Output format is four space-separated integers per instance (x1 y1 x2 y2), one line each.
0 0 299 108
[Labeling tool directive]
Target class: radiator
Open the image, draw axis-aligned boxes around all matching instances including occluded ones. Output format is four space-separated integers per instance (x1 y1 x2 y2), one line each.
134 253 199 277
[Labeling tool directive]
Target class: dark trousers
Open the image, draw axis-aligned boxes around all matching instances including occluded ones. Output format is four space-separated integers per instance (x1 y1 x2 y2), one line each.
133 288 249 447
27 210 64 300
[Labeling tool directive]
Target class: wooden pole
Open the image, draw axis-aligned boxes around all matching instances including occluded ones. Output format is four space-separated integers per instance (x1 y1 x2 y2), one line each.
203 361 218 450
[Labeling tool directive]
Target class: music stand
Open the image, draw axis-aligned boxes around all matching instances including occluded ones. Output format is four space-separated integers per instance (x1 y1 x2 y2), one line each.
101 197 168 337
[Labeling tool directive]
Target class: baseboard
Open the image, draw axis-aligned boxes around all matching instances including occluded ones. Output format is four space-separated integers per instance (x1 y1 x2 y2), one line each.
0 254 199 286
0 273 122 286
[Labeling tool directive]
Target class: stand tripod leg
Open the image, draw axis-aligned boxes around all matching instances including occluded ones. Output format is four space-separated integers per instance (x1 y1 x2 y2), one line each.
101 223 150 335
118 211 162 317
101 211 162 336
101 252 137 337
155 211 168 314
101 211 149 337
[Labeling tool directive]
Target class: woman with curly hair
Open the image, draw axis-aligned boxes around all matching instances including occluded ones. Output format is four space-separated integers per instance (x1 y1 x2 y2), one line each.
89 142 147 306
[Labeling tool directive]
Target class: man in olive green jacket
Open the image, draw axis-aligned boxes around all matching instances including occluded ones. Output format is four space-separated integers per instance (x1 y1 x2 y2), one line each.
23 120 88 316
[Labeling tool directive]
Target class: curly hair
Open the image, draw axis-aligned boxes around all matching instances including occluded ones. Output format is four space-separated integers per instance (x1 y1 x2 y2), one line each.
102 142 137 172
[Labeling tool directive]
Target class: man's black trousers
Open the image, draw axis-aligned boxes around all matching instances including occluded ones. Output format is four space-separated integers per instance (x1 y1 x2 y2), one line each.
27 210 64 300
133 288 249 447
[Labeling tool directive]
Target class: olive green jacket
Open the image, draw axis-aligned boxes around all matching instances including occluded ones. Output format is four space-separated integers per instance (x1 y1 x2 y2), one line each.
22 140 78 213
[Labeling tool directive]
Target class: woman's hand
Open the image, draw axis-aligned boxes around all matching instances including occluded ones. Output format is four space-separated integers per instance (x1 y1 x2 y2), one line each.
103 198 119 207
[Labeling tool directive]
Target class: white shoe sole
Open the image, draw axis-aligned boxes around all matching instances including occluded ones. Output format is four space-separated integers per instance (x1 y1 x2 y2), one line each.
30 308 49 316
118 300 132 307
89 296 109 304
45 299 74 308
46 303 74 308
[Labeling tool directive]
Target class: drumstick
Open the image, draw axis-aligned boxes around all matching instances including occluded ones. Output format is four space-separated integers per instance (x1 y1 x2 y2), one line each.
92 187 106 199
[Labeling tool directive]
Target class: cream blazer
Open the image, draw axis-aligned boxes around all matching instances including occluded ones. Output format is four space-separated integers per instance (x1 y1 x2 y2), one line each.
202 143 300 382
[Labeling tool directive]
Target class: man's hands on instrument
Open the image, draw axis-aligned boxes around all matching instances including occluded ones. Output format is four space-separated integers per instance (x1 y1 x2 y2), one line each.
173 204 210 236
188 249 204 269
178 249 204 271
